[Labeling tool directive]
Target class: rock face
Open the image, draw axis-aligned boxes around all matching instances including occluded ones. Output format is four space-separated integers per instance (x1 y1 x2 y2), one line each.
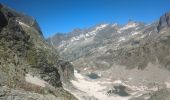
157 12 170 31
0 3 76 100
58 60 74 83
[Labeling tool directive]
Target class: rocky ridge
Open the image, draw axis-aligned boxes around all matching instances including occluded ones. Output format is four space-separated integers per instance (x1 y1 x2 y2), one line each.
0 3 76 100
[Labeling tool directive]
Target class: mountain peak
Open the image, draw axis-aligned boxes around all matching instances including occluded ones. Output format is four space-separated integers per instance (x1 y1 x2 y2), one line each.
165 11 170 16
157 11 170 31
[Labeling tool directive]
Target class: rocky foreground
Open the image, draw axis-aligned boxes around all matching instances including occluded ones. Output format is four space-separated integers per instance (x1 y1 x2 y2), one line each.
0 3 77 100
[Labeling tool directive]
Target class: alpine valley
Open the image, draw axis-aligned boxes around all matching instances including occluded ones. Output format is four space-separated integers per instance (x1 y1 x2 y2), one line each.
0 3 170 100
48 11 170 100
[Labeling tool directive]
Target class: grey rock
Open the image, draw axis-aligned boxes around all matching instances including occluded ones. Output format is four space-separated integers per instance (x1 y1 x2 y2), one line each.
157 12 170 31
58 60 74 82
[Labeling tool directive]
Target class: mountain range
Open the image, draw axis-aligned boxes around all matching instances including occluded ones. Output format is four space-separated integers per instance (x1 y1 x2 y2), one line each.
48 11 170 100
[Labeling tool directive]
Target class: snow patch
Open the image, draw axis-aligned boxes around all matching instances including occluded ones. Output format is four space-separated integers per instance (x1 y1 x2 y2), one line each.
118 37 126 42
132 32 140 36
140 34 147 39
25 74 47 87
114 80 122 84
111 23 118 27
119 22 138 33
84 68 87 71
98 73 102 77
95 24 108 31
165 82 170 88
128 77 133 81
16 20 30 28
69 24 108 43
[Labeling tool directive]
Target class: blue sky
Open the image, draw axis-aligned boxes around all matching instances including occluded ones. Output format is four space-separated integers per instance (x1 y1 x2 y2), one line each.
1 0 170 38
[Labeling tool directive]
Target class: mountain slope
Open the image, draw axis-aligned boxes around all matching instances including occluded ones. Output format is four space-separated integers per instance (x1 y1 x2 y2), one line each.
0 3 76 100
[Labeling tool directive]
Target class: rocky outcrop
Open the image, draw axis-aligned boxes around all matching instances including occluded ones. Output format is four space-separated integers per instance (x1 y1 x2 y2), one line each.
58 60 74 82
0 3 76 100
157 12 170 31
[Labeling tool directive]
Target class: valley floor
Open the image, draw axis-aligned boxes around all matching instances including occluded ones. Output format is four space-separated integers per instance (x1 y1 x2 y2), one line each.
65 66 170 100
69 70 131 100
